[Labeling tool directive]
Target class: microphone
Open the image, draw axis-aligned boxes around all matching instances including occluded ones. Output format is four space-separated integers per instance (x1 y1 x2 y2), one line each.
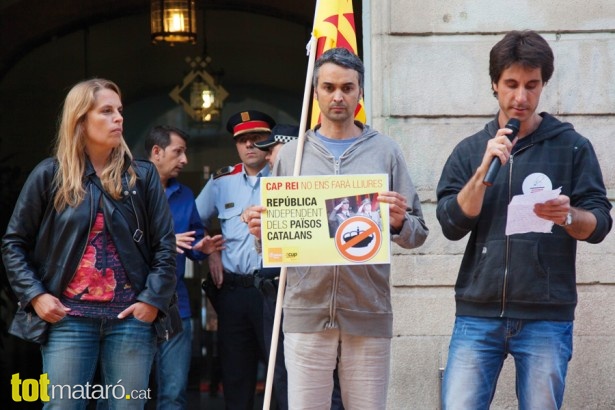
482 118 521 186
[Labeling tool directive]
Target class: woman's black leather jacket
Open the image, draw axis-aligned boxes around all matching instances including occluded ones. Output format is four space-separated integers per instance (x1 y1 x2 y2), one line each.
2 156 177 339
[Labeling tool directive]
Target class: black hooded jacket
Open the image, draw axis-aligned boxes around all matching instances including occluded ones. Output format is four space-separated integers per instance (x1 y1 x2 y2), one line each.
436 113 612 321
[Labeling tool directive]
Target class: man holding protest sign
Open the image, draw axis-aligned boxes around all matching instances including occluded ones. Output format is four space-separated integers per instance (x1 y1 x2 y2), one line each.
246 47 429 409
245 124 346 410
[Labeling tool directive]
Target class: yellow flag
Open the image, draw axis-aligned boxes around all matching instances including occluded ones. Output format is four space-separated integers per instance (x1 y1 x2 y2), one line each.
311 0 366 127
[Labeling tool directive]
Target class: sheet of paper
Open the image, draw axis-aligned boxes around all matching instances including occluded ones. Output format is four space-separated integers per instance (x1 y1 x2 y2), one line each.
505 187 561 236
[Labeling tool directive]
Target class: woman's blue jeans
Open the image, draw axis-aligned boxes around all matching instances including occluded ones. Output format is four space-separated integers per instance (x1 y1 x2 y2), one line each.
442 315 573 410
41 315 156 409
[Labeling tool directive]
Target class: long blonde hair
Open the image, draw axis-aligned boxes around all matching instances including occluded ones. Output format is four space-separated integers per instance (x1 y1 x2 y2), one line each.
53 78 136 211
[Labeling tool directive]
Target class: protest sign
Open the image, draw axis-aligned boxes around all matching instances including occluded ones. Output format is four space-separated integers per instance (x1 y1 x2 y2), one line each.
260 174 390 267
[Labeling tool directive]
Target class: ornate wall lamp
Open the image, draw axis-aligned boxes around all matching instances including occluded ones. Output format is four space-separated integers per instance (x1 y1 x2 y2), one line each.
169 56 229 124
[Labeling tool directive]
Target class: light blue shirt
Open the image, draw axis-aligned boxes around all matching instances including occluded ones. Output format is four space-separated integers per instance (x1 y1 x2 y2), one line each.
195 163 270 274
316 130 358 160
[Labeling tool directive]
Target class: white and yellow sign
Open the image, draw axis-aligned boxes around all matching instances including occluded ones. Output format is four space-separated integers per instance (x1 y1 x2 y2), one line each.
260 174 390 267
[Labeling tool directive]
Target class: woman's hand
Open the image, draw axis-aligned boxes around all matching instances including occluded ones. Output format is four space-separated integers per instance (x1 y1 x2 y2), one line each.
117 301 158 322
31 293 71 323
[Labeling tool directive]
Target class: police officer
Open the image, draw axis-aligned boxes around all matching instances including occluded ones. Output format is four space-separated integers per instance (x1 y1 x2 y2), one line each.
196 110 275 409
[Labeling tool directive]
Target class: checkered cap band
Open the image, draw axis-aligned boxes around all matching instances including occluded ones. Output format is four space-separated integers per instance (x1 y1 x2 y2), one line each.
274 134 297 144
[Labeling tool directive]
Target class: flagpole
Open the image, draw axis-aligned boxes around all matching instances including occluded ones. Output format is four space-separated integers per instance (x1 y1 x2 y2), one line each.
293 35 318 177
262 2 320 408
293 0 321 176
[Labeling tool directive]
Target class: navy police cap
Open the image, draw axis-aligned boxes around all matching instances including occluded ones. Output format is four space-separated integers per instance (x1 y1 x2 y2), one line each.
254 124 300 150
226 110 275 138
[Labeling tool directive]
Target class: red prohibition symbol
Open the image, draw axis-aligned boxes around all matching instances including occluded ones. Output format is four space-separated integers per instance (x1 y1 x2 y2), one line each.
334 216 382 262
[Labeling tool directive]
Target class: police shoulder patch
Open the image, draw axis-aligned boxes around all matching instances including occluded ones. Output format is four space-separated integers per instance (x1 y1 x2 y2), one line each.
214 163 243 179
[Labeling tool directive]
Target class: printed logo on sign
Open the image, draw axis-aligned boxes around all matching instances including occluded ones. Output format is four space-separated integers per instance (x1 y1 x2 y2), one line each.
334 216 382 263
522 172 552 194
284 248 300 262
268 248 283 263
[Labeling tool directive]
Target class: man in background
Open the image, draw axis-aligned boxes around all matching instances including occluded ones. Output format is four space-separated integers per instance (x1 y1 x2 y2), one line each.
146 125 224 409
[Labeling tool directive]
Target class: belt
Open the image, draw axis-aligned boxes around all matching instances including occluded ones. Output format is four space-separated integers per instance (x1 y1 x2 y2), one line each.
223 271 257 288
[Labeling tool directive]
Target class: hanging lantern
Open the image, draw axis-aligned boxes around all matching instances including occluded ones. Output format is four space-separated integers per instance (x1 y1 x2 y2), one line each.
151 0 197 45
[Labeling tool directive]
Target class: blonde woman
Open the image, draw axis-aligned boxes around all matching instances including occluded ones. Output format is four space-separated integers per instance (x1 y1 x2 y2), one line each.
2 78 177 409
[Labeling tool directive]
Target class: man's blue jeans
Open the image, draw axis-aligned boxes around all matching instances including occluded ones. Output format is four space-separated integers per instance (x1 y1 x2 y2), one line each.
41 315 156 410
442 316 573 410
155 318 192 410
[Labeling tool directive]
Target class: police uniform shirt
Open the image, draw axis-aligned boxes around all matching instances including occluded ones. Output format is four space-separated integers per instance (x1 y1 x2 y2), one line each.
196 163 270 275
